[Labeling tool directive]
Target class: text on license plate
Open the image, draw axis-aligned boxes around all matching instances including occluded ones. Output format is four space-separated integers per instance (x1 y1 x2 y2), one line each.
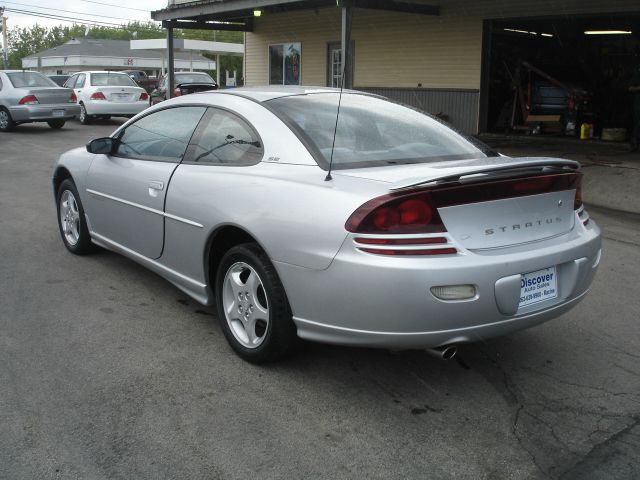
112 93 129 100
52 109 64 117
519 266 558 308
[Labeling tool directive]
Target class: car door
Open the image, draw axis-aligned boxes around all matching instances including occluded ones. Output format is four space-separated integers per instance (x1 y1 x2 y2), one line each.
73 73 87 103
84 105 207 259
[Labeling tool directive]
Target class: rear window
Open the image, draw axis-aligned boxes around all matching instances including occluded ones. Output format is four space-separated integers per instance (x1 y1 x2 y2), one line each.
266 93 497 170
7 72 58 88
175 73 214 84
91 73 136 87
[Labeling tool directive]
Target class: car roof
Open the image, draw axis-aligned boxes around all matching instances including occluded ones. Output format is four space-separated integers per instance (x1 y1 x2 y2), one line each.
198 86 372 103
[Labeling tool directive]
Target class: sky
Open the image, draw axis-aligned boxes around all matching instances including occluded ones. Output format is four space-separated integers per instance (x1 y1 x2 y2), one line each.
1 0 167 30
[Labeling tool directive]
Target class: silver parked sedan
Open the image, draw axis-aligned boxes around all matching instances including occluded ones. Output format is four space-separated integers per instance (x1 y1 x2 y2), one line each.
0 70 80 131
53 87 601 363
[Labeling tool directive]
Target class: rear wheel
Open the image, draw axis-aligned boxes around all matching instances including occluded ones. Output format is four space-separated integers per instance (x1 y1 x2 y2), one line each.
215 243 297 363
47 119 65 129
79 103 92 125
0 108 15 132
56 179 95 255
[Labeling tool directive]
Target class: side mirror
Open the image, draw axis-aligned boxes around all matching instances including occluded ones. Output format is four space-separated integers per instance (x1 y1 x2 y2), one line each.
86 137 115 154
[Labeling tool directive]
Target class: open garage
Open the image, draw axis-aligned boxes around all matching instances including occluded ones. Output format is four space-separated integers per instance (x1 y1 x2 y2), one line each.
483 13 640 137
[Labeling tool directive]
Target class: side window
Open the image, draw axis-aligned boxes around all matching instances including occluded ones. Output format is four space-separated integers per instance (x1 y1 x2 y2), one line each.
115 106 206 162
186 108 263 165
0 76 3 91
76 74 86 88
64 75 77 89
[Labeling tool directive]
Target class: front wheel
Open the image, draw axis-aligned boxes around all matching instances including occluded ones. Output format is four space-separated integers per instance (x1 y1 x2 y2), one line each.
215 243 297 363
47 119 65 129
56 179 96 255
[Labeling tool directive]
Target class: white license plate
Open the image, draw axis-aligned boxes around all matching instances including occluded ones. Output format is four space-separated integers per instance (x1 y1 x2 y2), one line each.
519 266 558 308
112 93 129 101
52 109 65 117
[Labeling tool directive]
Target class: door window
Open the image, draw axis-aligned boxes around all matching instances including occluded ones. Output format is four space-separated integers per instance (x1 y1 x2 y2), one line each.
115 106 206 162
185 108 263 165
76 74 86 88
64 75 77 89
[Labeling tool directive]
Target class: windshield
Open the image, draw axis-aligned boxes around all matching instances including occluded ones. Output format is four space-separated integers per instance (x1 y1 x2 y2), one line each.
266 93 496 169
7 72 58 88
91 73 137 87
175 73 214 84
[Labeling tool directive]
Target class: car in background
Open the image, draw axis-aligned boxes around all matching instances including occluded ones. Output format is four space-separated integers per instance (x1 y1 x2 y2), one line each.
122 70 158 93
64 71 150 125
0 70 80 132
150 71 217 104
52 87 601 363
47 74 70 87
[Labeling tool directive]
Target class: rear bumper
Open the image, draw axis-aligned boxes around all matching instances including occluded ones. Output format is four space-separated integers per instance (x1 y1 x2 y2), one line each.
276 216 601 349
9 104 80 122
84 100 149 116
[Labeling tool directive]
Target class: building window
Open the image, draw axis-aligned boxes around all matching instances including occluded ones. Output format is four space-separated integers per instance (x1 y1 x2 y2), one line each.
269 43 301 85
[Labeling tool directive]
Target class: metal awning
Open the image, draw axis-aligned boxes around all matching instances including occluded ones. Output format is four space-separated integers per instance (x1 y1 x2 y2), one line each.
151 0 439 95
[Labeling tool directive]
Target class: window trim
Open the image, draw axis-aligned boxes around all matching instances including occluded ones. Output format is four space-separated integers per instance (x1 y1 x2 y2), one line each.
111 105 207 164
182 106 264 166
268 42 302 86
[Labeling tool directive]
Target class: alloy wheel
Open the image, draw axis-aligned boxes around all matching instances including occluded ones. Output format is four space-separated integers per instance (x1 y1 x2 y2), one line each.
222 262 270 349
59 190 81 246
0 110 9 130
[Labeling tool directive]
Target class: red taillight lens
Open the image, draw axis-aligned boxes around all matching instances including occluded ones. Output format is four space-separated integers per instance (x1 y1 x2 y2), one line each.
139 92 149 101
574 179 583 210
173 87 182 97
69 92 77 103
18 95 39 105
90 91 106 100
346 193 443 234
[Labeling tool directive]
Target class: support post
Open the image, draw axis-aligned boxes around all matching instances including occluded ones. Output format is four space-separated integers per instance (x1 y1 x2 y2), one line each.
1 11 8 69
189 51 193 72
216 54 221 86
167 23 175 98
341 2 353 89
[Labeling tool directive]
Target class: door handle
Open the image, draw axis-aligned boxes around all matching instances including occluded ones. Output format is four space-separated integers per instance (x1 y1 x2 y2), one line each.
148 181 164 197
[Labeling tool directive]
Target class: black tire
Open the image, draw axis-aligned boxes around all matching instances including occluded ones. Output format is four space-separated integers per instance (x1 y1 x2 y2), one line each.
79 103 92 125
215 243 297 363
56 179 96 255
0 107 15 132
47 119 66 129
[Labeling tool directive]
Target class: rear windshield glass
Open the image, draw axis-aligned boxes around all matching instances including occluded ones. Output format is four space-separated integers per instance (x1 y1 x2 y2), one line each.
175 73 214 84
7 72 58 88
91 73 137 87
266 93 497 170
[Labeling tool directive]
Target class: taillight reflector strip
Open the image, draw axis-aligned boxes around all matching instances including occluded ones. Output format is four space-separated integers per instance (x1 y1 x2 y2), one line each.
354 237 447 245
360 247 457 256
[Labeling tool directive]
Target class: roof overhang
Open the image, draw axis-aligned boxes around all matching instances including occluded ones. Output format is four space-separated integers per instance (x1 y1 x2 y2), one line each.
152 0 439 31
130 38 243 56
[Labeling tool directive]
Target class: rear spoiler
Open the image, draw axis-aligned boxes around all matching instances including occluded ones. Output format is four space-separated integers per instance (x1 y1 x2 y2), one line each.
390 158 580 191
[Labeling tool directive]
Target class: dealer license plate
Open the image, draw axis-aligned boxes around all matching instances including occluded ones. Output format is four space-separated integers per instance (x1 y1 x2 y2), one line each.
52 109 65 117
519 266 558 308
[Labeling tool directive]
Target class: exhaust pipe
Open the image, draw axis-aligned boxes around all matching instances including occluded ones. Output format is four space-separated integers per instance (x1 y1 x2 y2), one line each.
426 345 457 360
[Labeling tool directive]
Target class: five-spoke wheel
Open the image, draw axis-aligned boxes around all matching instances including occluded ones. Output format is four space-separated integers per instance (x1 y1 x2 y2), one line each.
56 179 95 254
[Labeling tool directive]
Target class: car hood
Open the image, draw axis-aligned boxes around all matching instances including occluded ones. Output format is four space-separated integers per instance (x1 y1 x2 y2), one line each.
332 156 579 190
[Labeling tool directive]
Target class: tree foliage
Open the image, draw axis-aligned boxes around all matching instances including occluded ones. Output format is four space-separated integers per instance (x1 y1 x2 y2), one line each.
6 21 243 85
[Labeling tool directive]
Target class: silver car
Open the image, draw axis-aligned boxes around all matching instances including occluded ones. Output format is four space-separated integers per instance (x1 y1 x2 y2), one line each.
0 70 80 131
53 87 601 363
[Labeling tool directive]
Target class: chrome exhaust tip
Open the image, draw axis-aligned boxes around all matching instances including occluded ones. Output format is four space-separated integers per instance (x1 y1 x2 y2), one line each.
426 345 457 360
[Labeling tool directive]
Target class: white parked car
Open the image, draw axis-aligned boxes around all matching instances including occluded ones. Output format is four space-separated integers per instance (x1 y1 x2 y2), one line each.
64 71 150 124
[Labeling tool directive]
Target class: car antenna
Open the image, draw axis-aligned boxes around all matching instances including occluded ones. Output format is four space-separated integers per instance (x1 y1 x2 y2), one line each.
325 61 346 182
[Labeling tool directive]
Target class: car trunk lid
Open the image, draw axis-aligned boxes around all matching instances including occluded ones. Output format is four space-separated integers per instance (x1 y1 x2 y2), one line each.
26 88 72 105
97 86 143 103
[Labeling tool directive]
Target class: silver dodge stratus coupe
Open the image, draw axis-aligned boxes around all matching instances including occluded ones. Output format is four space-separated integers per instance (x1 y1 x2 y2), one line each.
53 87 601 363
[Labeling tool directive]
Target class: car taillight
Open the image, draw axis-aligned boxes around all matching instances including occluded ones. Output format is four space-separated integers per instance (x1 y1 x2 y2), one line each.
18 95 39 105
69 92 77 103
173 87 182 97
346 192 445 235
90 91 106 100
139 92 149 101
574 178 583 210
353 237 456 256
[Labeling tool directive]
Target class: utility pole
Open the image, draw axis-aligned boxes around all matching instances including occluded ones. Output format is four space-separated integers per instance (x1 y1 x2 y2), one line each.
0 8 8 69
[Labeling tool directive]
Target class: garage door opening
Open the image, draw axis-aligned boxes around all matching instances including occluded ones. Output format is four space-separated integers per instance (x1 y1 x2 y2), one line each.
482 14 640 138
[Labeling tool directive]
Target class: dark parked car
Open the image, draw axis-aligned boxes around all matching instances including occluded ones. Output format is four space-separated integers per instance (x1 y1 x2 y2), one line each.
122 70 158 94
48 75 70 87
150 72 217 104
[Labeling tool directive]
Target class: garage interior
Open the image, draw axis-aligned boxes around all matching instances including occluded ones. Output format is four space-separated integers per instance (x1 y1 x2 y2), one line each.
483 13 640 139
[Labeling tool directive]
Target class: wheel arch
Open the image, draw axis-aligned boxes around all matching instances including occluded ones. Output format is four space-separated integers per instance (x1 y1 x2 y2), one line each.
52 166 73 197
205 224 271 295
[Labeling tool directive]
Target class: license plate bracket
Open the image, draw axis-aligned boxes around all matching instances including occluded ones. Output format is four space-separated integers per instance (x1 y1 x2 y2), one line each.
519 266 558 308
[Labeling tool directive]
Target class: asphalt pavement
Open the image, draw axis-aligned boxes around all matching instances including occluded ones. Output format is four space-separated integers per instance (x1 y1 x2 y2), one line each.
0 120 639 480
